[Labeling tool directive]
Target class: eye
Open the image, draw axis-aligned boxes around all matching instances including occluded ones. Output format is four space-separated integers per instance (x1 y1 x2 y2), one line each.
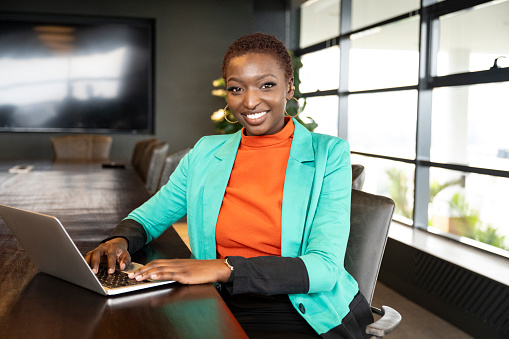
261 82 276 89
227 86 242 93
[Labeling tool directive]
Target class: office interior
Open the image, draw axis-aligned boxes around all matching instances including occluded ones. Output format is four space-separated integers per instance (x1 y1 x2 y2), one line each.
0 0 507 338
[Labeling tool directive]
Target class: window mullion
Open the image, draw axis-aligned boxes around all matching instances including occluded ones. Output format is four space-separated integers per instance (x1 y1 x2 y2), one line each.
338 0 351 140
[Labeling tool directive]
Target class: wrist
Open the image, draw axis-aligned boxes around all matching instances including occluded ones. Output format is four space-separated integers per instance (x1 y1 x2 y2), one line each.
217 258 233 282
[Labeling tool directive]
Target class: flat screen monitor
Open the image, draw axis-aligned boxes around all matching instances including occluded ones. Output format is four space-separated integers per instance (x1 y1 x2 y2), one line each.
0 13 154 134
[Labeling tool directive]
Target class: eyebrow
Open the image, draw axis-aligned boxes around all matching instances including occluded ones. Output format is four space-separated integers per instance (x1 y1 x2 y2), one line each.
227 73 279 84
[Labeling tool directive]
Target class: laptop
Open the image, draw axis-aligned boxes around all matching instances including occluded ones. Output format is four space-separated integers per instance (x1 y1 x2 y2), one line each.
0 204 174 296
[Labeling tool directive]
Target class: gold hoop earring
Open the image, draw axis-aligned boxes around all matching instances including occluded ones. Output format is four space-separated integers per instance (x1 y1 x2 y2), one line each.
284 97 301 117
223 105 238 124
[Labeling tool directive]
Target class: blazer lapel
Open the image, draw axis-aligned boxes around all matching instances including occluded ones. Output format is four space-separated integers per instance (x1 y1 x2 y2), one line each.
281 120 316 257
201 132 241 259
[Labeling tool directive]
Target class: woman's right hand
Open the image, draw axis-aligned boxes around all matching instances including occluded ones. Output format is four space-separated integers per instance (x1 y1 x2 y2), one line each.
84 237 131 274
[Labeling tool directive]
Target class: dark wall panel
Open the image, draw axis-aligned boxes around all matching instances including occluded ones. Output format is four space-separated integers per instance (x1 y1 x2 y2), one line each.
379 238 509 338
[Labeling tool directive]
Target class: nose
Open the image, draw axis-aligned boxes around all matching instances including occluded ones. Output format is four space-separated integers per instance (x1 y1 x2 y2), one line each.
243 89 260 110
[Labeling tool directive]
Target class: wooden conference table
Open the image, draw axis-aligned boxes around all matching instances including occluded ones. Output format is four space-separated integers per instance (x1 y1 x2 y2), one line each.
0 161 247 338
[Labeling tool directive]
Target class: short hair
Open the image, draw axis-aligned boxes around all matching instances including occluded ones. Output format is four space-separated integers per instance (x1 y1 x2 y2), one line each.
221 33 294 83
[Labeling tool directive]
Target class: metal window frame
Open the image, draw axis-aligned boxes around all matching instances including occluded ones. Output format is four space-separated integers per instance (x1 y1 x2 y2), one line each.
294 0 509 254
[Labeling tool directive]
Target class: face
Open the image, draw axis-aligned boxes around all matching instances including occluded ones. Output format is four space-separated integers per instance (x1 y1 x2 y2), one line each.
225 53 294 136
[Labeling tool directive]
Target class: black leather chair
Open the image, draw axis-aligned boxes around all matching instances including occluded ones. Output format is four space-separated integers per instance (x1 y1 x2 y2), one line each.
345 189 401 338
352 164 366 190
143 142 169 194
157 147 191 191
131 138 158 173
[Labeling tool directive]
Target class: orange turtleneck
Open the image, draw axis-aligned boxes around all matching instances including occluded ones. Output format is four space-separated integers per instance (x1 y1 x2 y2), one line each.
216 118 295 259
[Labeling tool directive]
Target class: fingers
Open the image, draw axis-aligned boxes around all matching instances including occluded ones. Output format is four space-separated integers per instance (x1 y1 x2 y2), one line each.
85 248 104 274
84 238 130 274
106 250 117 274
128 259 230 285
119 251 131 271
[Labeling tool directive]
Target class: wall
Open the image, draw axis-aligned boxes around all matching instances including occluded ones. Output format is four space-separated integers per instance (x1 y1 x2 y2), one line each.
0 0 254 160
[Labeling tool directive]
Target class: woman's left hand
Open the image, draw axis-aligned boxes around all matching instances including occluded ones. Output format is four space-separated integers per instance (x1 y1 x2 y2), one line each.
128 259 231 284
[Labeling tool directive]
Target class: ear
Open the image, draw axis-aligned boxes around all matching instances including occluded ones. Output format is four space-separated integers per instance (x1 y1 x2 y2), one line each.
287 77 295 100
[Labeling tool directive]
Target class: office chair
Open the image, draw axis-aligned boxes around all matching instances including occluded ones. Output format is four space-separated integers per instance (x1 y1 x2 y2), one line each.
51 134 112 161
345 189 401 338
352 164 366 190
131 138 158 172
157 147 192 191
143 142 169 194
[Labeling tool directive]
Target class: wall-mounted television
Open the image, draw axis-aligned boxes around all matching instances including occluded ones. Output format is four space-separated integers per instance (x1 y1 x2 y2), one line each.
0 13 154 134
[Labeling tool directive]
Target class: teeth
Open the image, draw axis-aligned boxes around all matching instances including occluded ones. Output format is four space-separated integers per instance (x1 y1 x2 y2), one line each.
246 111 267 119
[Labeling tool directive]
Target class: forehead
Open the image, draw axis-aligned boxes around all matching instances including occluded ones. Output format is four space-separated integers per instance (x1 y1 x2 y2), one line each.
226 53 285 81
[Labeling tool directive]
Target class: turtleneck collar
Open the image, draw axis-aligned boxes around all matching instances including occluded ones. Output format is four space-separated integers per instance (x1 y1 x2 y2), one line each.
240 117 294 148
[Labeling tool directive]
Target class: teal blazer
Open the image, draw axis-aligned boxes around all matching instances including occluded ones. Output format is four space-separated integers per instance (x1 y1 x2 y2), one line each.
127 119 359 334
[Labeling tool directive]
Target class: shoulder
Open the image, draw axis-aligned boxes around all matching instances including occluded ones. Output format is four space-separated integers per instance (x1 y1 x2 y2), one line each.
186 132 241 161
293 120 349 155
311 132 350 157
193 133 233 149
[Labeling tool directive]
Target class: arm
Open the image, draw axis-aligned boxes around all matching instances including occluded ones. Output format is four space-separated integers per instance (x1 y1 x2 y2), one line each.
85 144 196 274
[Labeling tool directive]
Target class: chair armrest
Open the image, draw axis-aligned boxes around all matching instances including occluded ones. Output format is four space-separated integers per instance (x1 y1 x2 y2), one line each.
366 306 402 338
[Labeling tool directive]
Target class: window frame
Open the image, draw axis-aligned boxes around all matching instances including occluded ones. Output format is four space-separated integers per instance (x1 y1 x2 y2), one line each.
293 0 509 257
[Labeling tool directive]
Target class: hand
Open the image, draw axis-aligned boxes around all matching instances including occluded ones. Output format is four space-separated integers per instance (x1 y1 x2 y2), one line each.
84 237 131 274
129 259 231 284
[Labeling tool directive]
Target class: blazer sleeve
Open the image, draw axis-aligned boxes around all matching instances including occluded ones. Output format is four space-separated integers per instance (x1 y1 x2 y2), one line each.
121 141 196 244
299 138 352 293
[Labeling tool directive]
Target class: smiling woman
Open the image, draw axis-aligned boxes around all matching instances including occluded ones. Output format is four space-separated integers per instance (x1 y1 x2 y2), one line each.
85 33 371 338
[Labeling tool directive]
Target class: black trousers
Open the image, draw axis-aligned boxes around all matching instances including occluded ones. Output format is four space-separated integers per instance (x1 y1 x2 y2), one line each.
218 287 373 338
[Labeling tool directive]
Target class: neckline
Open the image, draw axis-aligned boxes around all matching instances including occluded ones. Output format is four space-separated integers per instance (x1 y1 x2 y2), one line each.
240 118 294 147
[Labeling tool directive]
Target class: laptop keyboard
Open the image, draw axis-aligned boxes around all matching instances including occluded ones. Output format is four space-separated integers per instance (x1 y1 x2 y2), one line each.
97 266 150 289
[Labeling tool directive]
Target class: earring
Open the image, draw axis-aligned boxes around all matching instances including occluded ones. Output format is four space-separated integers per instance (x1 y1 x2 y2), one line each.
223 105 238 124
284 97 301 117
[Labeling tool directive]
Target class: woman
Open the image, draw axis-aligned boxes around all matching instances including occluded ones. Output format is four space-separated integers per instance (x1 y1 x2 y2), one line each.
86 33 373 338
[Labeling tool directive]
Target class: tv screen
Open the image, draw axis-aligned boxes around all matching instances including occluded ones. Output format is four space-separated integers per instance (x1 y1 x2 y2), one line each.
0 13 154 134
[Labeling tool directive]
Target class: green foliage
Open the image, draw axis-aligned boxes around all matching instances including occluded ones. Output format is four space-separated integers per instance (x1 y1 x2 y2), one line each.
387 170 508 250
429 177 463 203
448 192 508 250
385 168 412 219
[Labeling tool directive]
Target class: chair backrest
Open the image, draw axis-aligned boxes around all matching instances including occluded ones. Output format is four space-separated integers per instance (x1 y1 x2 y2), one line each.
345 189 395 305
157 147 192 190
144 142 169 193
51 134 112 161
351 164 365 190
131 138 158 170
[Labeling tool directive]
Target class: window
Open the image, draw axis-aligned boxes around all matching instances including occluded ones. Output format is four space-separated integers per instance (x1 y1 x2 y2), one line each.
295 0 509 255
349 16 419 91
300 0 340 48
348 90 417 158
351 0 420 31
437 0 509 76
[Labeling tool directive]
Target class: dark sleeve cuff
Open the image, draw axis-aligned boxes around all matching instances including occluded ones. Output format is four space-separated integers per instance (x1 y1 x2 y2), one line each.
224 256 309 295
101 219 147 253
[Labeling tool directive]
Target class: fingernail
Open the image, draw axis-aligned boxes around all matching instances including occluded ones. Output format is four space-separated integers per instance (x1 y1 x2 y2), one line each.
108 268 114 274
151 274 158 279
120 263 126 270
136 275 142 281
128 273 134 278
